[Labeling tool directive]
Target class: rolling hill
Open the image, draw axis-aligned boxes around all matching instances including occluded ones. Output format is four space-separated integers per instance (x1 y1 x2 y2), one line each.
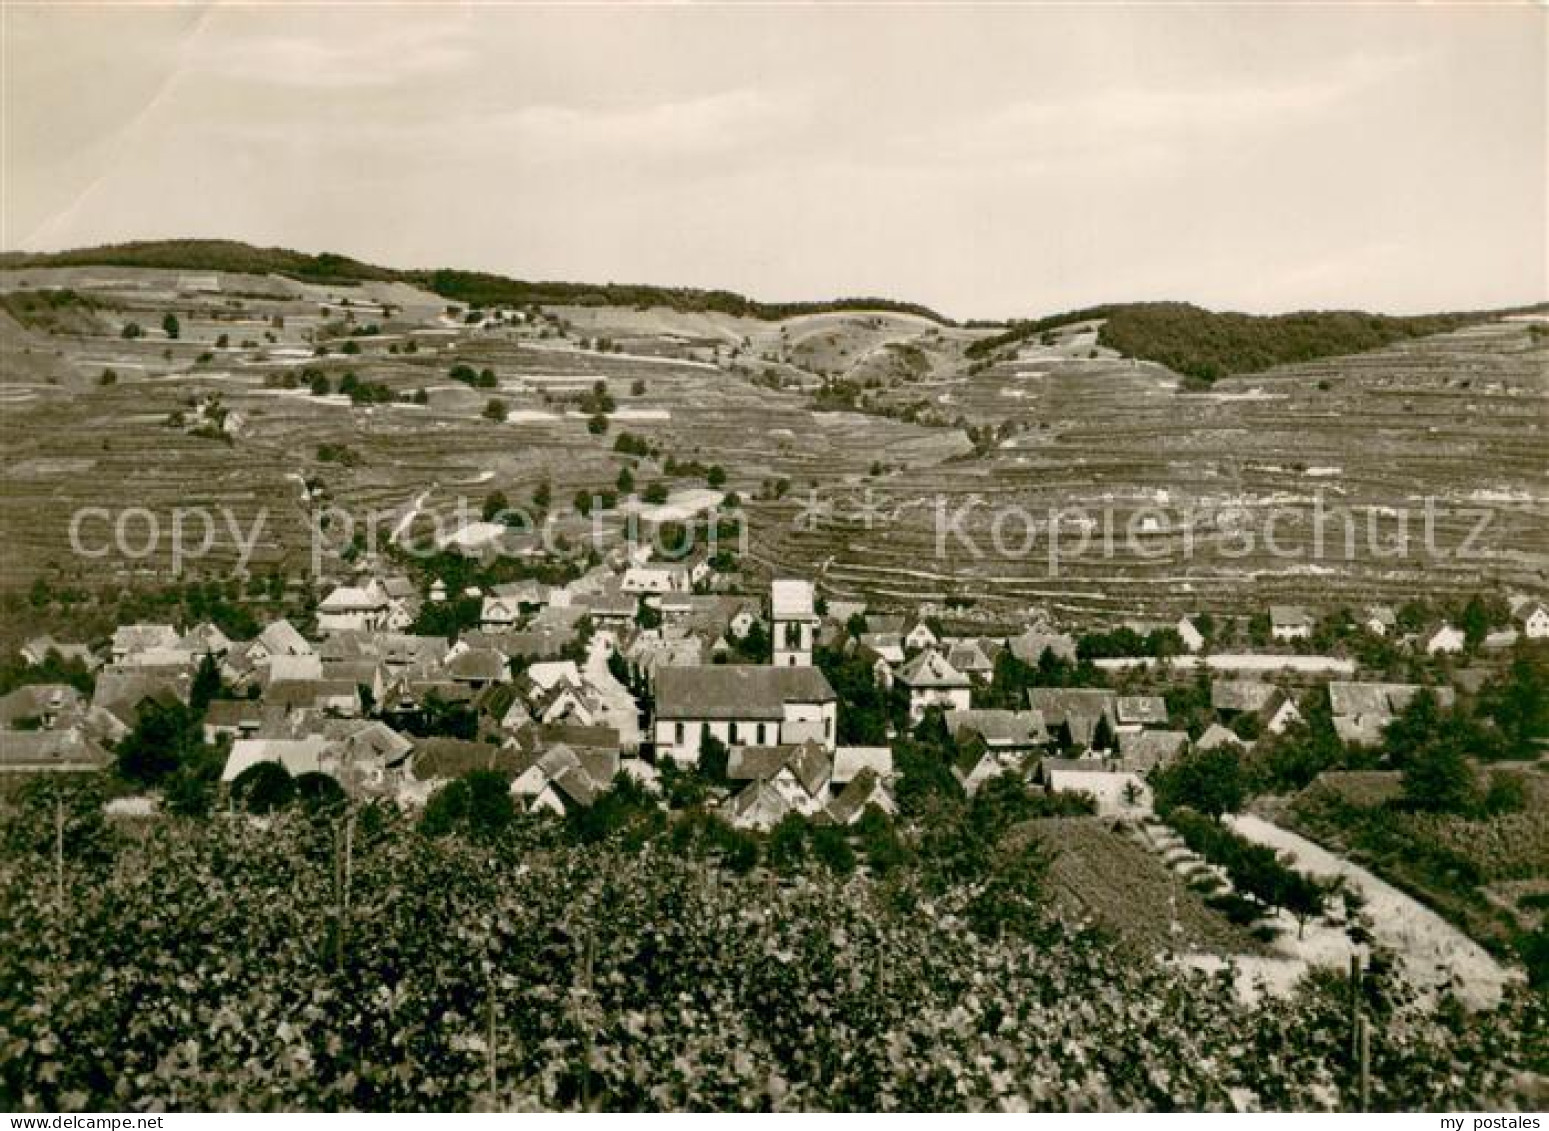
0 243 1543 622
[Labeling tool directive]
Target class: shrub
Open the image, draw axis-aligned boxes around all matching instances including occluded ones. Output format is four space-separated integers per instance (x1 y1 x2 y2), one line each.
230 761 296 814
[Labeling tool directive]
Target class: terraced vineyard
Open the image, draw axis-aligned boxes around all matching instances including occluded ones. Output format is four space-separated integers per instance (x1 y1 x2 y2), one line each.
2 263 1543 618
0 267 970 587
758 319 1548 618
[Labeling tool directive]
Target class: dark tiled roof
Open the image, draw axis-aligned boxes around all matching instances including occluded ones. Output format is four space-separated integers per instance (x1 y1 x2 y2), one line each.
655 665 835 720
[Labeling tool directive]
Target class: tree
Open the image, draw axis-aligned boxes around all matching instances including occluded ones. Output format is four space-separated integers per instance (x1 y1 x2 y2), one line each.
698 733 730 785
616 466 634 494
587 413 609 435
574 490 595 517
98 369 117 386
310 372 332 396
1280 872 1329 940
1401 737 1477 814
215 333 229 349
483 398 508 422
631 378 646 396
116 700 203 786
162 313 181 339
1153 746 1247 819
121 322 143 339
295 772 346 816
231 761 295 814
190 653 225 713
481 490 509 521
706 465 727 489
532 481 552 512
420 770 515 839
643 483 669 505
766 814 809 872
1480 650 1549 759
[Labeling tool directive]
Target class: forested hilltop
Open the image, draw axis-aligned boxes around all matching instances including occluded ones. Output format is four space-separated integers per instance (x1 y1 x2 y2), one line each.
0 239 951 324
966 301 1541 383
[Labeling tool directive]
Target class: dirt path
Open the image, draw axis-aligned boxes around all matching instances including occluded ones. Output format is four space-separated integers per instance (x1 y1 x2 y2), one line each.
1228 814 1518 1009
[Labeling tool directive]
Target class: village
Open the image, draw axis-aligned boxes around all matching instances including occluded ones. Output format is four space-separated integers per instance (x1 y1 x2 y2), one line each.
6 527 1546 836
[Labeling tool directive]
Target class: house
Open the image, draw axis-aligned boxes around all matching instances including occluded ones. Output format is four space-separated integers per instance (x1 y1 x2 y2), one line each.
19 636 97 669
320 659 387 706
368 633 444 673
726 739 832 819
824 767 896 826
317 581 391 634
1270 606 1314 642
0 729 110 774
267 653 324 683
479 595 523 631
830 746 893 794
0 685 86 731
180 622 232 659
727 602 759 640
1515 600 1549 639
770 579 818 666
1005 630 1078 666
1364 606 1398 637
1483 628 1521 652
621 565 690 597
855 632 905 667
203 699 277 742
1114 695 1168 733
579 587 637 628
653 665 837 765
511 743 619 816
1195 723 1248 753
390 738 522 806
491 579 550 611
1176 616 1205 654
91 670 190 728
446 648 508 691
950 739 1018 796
825 600 867 631
110 624 181 663
943 639 995 682
1027 689 1118 752
896 650 972 723
1424 623 1466 656
220 736 327 782
865 614 907 636
530 679 607 728
1211 680 1301 734
726 778 793 832
902 620 939 653
320 719 415 795
264 679 362 717
1034 758 1150 817
626 634 703 690
1117 729 1188 774
249 619 312 663
944 708 1049 754
1328 681 1456 746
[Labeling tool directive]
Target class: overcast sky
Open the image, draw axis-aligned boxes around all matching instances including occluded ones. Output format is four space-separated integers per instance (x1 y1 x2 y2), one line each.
3 2 1543 320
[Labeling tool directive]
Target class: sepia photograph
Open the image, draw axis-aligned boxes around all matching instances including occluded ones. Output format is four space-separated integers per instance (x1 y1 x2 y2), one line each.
0 0 1545 1116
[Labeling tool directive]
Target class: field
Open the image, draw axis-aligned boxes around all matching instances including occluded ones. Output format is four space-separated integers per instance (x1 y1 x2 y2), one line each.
1279 765 1549 973
0 260 1544 625
1018 816 1268 958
